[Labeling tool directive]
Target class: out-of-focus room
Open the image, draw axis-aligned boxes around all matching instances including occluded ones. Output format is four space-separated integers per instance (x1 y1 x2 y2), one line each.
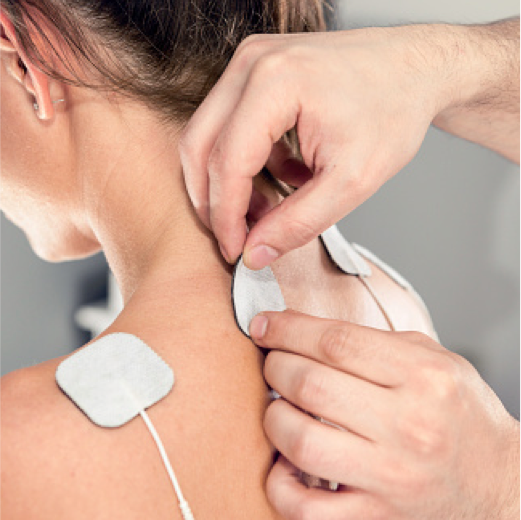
2 0 519 419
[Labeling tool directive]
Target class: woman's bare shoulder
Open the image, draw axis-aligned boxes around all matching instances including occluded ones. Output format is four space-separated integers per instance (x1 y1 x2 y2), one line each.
1 358 73 519
1 323 282 520
1 355 170 519
361 257 438 338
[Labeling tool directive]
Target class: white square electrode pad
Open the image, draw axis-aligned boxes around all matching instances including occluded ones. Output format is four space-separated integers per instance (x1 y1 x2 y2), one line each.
56 333 174 428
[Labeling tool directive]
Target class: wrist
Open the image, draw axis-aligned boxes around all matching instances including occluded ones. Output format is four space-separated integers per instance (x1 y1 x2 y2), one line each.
384 23 486 121
433 20 519 123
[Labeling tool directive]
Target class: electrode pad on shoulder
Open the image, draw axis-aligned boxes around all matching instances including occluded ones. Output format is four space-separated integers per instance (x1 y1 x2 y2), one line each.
56 333 195 520
56 333 173 427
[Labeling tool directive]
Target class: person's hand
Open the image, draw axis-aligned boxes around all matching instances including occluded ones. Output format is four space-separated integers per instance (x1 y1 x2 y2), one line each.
180 25 467 269
249 310 520 520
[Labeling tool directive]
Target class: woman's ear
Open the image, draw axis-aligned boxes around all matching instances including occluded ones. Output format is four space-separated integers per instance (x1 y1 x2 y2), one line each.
0 10 54 120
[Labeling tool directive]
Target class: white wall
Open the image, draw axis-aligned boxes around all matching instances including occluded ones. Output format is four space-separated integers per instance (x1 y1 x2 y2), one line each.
336 0 520 417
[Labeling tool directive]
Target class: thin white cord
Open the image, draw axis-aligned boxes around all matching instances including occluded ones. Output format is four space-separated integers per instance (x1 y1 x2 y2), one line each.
139 410 195 520
357 275 397 331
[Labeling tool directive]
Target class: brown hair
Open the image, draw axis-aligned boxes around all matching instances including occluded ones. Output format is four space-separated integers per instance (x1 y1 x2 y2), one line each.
3 0 327 123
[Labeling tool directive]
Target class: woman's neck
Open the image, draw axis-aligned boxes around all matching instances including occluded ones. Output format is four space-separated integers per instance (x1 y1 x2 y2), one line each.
77 97 231 304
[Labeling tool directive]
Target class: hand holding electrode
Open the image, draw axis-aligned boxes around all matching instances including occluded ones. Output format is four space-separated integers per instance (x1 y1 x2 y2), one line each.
181 26 440 268
249 311 520 520
180 20 519 270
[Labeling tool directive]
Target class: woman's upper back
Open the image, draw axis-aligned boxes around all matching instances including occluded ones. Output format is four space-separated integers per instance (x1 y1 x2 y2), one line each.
1 233 435 520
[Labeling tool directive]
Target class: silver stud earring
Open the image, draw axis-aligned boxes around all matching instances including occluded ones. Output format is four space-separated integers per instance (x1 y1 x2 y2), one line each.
33 98 66 111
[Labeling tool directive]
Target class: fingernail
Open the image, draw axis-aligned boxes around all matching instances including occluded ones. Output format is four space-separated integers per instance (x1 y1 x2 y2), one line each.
246 245 280 270
250 315 268 339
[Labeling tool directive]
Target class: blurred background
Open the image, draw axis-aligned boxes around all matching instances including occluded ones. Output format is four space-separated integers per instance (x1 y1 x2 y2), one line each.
1 0 519 418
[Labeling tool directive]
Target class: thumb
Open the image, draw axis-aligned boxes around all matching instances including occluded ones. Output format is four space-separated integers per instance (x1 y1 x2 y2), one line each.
243 172 351 270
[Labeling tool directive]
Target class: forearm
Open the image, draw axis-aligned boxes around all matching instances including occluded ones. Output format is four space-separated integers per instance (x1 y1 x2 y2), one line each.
432 18 520 163
500 420 520 520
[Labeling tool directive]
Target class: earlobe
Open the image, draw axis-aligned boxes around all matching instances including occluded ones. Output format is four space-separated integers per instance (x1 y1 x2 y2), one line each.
0 10 54 120
23 61 53 120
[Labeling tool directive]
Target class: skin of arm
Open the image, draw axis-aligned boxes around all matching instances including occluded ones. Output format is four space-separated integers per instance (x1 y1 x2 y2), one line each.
180 18 521 270
432 18 520 163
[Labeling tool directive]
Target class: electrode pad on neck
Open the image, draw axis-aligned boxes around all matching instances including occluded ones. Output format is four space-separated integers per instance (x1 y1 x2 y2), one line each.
231 225 371 337
232 258 287 338
56 333 195 520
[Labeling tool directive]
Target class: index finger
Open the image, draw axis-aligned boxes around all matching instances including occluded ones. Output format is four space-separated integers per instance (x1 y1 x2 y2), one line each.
180 35 295 240
250 310 411 387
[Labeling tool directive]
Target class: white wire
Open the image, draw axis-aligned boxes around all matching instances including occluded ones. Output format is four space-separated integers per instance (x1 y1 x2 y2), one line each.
357 275 398 331
139 410 195 520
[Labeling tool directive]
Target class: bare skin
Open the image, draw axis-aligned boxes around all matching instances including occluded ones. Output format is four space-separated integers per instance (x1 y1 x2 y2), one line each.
0 12 433 519
0 242 431 520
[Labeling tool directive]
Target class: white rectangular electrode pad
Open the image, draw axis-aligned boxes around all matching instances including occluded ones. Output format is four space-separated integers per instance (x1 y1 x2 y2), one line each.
232 256 287 337
56 333 174 427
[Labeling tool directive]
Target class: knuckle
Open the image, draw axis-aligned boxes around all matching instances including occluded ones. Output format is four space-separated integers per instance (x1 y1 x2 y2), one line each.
396 406 449 458
239 33 270 52
335 162 381 203
345 168 374 196
318 325 351 365
416 354 462 402
235 34 273 67
252 51 291 79
406 418 447 458
295 368 327 408
361 153 395 186
290 424 319 469
378 455 435 500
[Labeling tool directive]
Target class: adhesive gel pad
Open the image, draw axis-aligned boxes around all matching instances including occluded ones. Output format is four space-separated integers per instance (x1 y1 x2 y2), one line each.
56 333 174 427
